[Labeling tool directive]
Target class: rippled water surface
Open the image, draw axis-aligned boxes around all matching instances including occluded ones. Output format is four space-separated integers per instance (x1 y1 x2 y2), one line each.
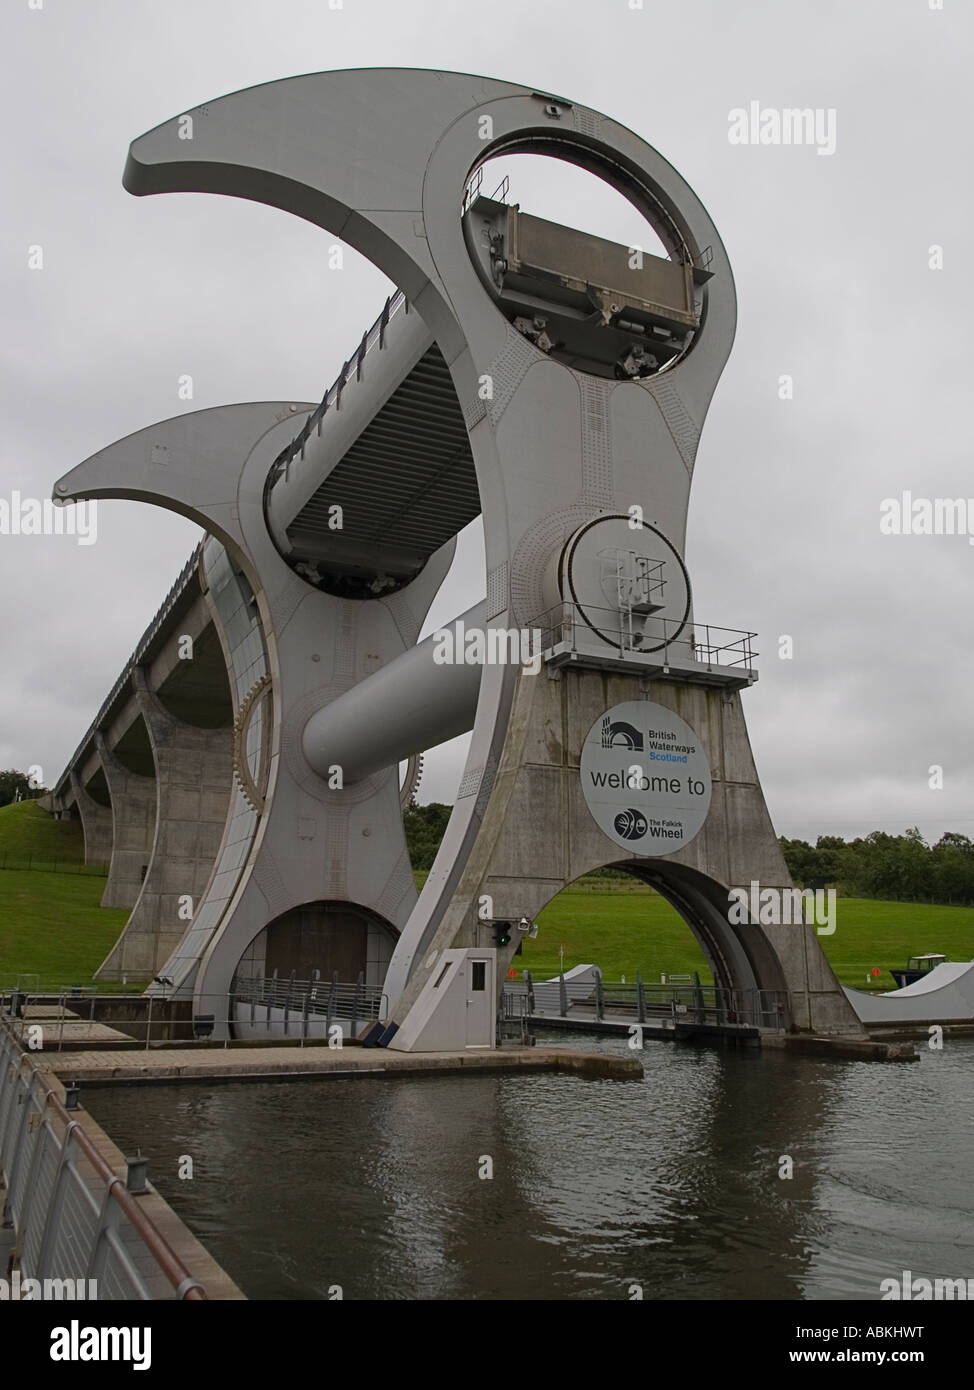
84 1035 974 1300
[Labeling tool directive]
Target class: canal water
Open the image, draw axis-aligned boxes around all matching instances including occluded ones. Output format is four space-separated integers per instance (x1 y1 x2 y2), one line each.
84 1035 974 1301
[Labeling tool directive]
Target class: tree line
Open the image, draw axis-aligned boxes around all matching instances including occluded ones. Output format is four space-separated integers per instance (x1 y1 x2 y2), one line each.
10 772 970 909
0 770 47 808
407 804 974 907
779 829 974 906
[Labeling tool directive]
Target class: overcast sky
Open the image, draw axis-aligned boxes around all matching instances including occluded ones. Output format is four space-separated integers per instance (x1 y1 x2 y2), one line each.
2 0 971 847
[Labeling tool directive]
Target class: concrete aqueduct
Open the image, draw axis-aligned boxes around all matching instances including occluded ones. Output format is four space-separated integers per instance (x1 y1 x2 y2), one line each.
45 69 864 1048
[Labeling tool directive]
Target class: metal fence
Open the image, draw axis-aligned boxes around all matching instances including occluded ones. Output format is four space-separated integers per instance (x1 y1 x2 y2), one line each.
499 988 531 1044
1 978 389 1049
3 989 114 1052
461 165 511 212
0 854 108 875
505 973 790 1031
230 971 386 1037
0 1016 206 1300
527 601 757 673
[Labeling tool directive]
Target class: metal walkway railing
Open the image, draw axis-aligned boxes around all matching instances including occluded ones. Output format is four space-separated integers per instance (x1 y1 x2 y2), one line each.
505 975 790 1031
528 601 758 673
231 972 386 1034
0 1014 207 1300
266 289 409 491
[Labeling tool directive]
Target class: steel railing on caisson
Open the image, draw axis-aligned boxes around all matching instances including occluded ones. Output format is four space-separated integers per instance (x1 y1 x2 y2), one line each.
265 289 410 491
527 601 758 673
0 1016 207 1300
505 974 790 1031
230 972 387 1037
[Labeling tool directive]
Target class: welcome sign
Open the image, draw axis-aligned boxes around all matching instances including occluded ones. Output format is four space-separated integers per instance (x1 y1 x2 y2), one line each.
580 701 712 854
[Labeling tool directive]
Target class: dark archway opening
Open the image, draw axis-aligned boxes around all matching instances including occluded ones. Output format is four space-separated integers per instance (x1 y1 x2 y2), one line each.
512 860 792 1028
232 900 399 992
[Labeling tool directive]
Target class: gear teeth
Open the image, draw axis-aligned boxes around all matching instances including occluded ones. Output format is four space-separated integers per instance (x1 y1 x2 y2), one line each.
232 674 272 813
400 751 424 811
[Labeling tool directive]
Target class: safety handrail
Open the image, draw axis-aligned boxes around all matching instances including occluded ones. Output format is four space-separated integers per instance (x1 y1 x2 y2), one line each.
0 1017 207 1298
267 289 409 488
528 600 758 669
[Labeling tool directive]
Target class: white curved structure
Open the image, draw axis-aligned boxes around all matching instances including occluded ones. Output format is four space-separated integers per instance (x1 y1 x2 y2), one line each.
844 962 974 1025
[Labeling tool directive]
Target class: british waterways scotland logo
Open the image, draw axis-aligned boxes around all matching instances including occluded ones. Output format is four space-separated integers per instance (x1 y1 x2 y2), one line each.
582 701 712 855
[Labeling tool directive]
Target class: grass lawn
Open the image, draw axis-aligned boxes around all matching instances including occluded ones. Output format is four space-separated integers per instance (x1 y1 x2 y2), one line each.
520 889 974 990
0 799 970 995
818 897 974 990
523 883 711 982
415 871 974 991
0 869 133 991
0 802 140 990
0 800 140 995
0 799 98 869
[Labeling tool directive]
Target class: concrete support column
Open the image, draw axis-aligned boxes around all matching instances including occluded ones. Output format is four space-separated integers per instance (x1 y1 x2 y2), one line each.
95 670 232 981
68 770 113 867
96 731 156 913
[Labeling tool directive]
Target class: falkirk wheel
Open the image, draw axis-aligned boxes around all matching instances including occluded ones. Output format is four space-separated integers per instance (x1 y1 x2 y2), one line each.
52 68 863 1047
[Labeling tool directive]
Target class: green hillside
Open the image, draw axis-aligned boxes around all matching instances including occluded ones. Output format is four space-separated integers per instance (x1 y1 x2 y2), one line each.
0 801 134 990
0 801 970 996
0 799 91 867
0 871 131 990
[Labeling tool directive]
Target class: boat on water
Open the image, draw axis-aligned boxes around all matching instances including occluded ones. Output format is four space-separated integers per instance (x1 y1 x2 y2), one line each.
889 953 947 989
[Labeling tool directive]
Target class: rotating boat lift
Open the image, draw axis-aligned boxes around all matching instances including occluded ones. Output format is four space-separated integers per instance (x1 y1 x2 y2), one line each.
52 68 864 1045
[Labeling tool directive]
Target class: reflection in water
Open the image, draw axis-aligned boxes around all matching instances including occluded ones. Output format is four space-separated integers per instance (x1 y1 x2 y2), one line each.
84 1036 974 1300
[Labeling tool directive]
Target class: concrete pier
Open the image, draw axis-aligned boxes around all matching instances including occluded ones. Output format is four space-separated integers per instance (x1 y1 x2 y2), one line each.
69 768 113 867
37 1043 643 1085
96 732 156 912
96 670 232 980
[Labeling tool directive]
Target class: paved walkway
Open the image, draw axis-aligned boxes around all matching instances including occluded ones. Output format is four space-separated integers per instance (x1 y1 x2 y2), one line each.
12 1012 142 1043
38 1043 643 1084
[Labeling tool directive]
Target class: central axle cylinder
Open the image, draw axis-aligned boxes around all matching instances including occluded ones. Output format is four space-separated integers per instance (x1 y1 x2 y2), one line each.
301 601 486 784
